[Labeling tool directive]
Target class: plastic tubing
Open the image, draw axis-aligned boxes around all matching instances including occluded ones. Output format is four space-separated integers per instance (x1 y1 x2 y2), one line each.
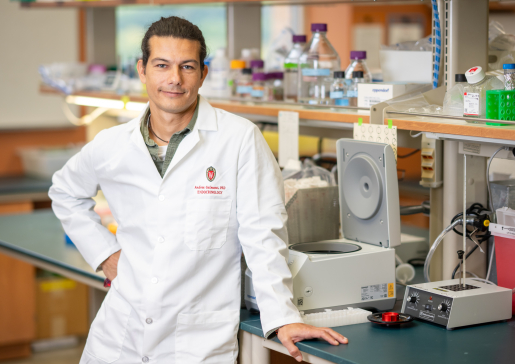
424 219 462 282
431 0 441 89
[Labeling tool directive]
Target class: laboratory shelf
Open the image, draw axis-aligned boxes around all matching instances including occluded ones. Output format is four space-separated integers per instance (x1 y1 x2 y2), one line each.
18 0 437 9
39 85 370 126
385 114 515 146
18 0 515 9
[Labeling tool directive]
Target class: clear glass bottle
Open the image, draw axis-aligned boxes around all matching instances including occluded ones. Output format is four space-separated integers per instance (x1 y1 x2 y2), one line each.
266 72 284 101
329 71 348 106
442 74 467 116
284 35 306 102
251 72 266 100
298 23 340 105
504 63 515 91
464 66 504 119
344 51 372 83
229 60 246 97
347 71 364 107
236 68 253 99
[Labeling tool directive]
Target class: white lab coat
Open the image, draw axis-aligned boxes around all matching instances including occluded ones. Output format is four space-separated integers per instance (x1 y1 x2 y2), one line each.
49 96 303 364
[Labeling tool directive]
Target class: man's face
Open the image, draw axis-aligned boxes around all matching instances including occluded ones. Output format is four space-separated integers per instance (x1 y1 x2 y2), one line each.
137 36 208 114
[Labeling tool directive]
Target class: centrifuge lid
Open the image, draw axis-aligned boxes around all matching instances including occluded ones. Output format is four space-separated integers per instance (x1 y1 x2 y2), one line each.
289 241 362 255
336 139 401 248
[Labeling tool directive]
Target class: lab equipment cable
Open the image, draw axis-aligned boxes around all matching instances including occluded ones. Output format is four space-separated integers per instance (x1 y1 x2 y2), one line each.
486 146 510 215
424 218 464 282
449 203 491 279
450 234 490 279
397 149 420 159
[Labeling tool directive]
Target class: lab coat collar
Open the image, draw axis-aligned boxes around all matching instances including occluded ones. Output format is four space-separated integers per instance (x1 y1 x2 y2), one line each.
128 95 217 154
195 95 218 131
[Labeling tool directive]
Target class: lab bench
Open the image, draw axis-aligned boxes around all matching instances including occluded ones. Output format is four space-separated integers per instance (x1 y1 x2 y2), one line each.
0 210 514 364
239 308 515 364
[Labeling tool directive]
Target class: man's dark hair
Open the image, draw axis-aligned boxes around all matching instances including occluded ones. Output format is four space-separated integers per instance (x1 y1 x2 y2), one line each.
141 16 207 74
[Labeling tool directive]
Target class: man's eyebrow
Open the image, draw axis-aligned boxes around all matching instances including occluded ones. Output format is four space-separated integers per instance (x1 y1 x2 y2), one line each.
181 59 199 65
151 58 171 64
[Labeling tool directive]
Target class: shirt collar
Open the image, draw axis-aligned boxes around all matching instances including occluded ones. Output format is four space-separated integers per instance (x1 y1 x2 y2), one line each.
140 96 200 147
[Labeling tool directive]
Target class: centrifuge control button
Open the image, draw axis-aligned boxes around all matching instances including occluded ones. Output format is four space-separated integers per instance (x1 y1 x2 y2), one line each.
407 296 417 303
438 303 448 312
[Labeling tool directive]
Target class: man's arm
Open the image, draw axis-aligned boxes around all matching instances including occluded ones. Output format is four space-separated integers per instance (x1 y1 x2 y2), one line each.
236 125 347 362
49 135 121 273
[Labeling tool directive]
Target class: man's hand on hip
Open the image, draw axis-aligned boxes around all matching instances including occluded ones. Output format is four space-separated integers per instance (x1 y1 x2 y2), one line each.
277 323 348 362
101 250 121 281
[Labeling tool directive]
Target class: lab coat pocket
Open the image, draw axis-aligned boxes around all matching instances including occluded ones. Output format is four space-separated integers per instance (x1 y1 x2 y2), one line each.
175 309 239 364
185 199 232 250
86 291 132 363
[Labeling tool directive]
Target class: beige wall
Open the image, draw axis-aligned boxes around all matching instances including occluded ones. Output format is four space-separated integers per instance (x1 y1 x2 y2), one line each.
0 2 78 129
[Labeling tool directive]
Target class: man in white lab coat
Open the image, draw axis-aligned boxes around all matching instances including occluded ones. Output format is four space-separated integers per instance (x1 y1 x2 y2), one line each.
50 16 347 364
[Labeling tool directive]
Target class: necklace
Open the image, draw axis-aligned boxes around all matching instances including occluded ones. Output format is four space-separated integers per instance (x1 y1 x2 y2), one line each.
147 114 169 144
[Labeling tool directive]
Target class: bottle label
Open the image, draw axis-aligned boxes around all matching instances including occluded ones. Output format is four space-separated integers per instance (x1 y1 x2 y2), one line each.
302 68 331 77
463 92 480 116
251 89 264 98
347 90 358 97
237 86 252 94
330 91 344 99
335 98 349 106
284 63 298 69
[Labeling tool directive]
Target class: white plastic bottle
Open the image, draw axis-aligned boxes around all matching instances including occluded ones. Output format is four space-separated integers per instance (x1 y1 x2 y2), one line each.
463 66 504 119
298 23 341 105
210 48 231 98
284 35 306 102
241 49 253 68
344 51 372 83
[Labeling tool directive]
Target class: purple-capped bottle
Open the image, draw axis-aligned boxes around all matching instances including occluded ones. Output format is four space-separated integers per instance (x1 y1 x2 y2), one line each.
250 59 265 74
284 35 307 102
251 72 267 100
298 23 341 105
344 51 372 83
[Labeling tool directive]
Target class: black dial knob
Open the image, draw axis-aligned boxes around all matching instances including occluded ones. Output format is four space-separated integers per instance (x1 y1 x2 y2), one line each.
438 303 448 312
407 296 417 303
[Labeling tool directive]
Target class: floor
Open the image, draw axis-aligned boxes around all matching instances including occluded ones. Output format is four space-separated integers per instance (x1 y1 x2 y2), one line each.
2 341 85 364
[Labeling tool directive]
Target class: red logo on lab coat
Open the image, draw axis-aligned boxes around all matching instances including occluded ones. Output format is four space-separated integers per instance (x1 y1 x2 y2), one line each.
206 167 216 182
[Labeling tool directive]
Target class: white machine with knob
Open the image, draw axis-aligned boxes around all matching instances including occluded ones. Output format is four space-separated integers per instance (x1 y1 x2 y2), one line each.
245 139 401 313
402 279 512 329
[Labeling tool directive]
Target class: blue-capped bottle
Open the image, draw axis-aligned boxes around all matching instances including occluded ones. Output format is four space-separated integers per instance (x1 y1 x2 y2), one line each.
298 23 341 105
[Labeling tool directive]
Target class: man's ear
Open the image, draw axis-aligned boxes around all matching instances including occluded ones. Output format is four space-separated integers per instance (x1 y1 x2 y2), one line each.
199 64 209 88
137 59 147 84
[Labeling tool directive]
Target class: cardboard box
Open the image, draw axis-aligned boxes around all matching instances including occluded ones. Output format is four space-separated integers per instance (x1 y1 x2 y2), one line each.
35 278 89 339
379 50 432 83
357 83 427 108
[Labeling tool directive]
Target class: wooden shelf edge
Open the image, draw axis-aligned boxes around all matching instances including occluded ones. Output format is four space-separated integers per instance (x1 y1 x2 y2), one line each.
39 85 370 124
21 0 150 8
388 118 515 142
20 0 456 9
